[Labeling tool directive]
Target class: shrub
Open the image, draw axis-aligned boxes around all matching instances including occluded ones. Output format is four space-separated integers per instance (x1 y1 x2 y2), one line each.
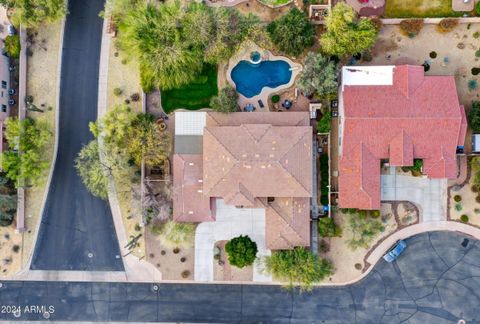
473 31 480 39
318 217 341 237
475 208 480 214
262 247 333 291
476 1 480 15
317 112 332 133
476 195 480 203
455 202 463 211
347 213 385 250
4 35 20 59
319 239 330 253
113 88 123 96
469 102 480 132
460 214 469 223
454 195 462 202
210 86 238 114
472 185 479 193
130 93 140 102
429 51 437 59
399 19 424 37
472 68 480 76
272 95 280 103
151 221 195 248
370 210 381 218
437 18 458 33
469 79 478 91
225 235 258 268
476 49 480 58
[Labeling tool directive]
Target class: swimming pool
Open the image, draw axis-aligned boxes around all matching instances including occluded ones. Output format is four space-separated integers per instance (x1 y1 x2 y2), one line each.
230 60 292 98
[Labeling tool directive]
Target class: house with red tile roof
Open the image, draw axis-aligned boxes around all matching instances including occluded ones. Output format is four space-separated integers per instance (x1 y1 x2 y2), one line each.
173 111 313 249
338 65 467 210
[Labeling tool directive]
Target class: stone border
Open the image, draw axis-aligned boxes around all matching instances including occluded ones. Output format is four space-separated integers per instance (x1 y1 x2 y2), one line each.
256 0 294 9
381 17 480 25
226 43 302 110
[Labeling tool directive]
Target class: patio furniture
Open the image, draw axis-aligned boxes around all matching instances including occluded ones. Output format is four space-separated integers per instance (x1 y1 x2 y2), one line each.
283 100 292 109
244 103 255 112
258 100 265 108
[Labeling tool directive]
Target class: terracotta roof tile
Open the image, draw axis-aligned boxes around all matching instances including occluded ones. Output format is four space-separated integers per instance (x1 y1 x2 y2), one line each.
340 65 465 210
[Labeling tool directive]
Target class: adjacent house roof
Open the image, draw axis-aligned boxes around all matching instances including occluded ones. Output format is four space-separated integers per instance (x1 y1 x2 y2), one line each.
339 65 467 210
173 112 313 250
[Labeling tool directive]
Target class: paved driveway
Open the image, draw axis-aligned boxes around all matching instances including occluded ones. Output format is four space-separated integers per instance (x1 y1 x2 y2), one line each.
381 169 447 222
194 199 271 282
2 231 479 322
30 0 123 271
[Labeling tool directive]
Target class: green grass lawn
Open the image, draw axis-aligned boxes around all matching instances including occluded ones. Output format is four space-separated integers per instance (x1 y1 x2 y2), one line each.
258 0 291 6
161 65 218 114
384 0 466 17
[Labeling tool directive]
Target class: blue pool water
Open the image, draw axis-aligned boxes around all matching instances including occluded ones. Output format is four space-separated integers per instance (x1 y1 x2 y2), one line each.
231 60 292 98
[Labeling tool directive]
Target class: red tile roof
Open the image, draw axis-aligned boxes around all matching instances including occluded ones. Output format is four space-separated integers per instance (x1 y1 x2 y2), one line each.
339 65 466 210
173 112 313 249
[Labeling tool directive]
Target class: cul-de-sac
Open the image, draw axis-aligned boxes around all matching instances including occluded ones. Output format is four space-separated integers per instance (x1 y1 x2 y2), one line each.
0 0 480 322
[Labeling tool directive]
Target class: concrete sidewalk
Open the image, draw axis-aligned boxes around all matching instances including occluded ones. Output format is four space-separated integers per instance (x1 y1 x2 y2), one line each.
195 199 272 282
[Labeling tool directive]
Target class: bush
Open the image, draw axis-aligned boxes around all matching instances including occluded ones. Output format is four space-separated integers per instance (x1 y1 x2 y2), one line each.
469 79 478 91
317 112 332 133
454 195 462 202
4 35 20 59
460 214 469 223
130 93 140 102
472 68 480 76
437 18 458 33
476 195 480 203
272 95 280 103
370 210 380 218
318 217 341 237
210 86 238 114
476 1 480 15
455 202 463 211
319 239 330 253
113 88 123 96
470 102 480 132
476 49 480 58
399 19 424 37
472 185 479 193
346 213 385 250
429 51 437 59
151 221 195 248
474 31 480 39
262 247 333 291
225 235 258 268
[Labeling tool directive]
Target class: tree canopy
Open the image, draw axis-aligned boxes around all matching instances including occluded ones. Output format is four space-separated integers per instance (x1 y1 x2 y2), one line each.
320 3 378 57
1 117 51 187
75 140 110 200
1 0 67 28
209 86 239 113
267 8 314 56
114 0 261 91
297 52 338 98
225 235 258 268
262 247 333 291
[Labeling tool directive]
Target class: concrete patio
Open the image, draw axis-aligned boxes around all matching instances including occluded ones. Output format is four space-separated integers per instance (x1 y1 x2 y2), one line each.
194 199 272 282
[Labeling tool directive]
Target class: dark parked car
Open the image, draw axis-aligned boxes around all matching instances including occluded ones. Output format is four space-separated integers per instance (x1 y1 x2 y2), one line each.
383 240 407 262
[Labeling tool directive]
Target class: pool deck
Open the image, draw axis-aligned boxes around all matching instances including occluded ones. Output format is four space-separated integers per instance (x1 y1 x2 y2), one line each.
226 42 302 112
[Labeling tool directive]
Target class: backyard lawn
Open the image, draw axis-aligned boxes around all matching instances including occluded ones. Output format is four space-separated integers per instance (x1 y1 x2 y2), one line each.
384 0 465 17
161 65 218 114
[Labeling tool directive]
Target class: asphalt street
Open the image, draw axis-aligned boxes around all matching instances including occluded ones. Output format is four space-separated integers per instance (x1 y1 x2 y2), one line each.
3 232 479 322
30 0 123 271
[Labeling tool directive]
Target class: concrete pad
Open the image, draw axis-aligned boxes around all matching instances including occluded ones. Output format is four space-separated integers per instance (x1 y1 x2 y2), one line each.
194 199 272 282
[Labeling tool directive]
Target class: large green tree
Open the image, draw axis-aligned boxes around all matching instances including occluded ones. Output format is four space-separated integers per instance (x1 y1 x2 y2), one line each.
320 3 378 57
1 0 67 28
75 140 110 200
115 1 260 91
267 8 314 56
263 247 333 291
0 193 16 226
297 52 338 98
209 86 239 113
1 117 50 187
